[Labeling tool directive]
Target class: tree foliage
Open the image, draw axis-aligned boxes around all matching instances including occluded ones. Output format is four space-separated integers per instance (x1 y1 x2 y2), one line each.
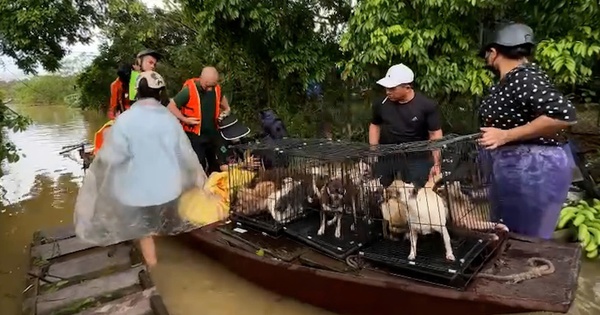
0 0 106 73
0 95 32 164
11 76 78 106
0 0 105 165
340 0 600 94
4 0 600 148
76 0 358 137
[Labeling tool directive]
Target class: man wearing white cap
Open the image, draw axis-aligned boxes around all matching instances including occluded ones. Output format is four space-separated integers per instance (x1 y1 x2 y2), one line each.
370 63 443 188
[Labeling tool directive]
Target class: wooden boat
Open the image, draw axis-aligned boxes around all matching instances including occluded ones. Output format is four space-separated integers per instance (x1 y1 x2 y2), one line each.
184 221 581 315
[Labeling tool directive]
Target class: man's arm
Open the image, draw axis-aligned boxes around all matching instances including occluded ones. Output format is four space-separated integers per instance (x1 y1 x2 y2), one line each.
168 87 191 122
369 102 383 145
108 82 118 119
426 100 443 166
369 124 381 146
220 95 231 114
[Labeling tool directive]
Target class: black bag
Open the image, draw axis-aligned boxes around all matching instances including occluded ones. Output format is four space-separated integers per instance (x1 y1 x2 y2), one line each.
259 109 288 140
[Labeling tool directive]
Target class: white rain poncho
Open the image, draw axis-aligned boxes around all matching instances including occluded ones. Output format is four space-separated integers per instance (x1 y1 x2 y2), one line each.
74 98 207 246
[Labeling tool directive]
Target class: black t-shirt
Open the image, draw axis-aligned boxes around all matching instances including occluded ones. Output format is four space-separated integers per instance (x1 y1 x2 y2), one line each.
371 92 442 144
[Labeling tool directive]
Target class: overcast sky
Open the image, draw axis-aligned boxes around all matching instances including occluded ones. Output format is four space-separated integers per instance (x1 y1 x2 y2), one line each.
0 0 165 81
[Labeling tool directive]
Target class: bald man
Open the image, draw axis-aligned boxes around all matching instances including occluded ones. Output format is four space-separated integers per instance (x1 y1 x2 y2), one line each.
167 67 231 173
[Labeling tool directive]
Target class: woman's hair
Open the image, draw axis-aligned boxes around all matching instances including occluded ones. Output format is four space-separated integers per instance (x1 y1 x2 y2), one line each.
494 43 535 60
116 63 132 83
137 77 169 104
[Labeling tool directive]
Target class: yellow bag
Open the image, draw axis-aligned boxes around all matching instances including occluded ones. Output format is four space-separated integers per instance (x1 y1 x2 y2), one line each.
178 187 226 226
178 167 257 226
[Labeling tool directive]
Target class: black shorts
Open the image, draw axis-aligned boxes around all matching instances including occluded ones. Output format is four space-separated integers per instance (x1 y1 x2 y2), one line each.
186 132 229 174
372 152 433 188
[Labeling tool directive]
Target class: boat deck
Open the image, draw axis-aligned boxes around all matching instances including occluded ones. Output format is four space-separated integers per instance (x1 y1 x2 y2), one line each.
22 225 169 315
187 221 582 314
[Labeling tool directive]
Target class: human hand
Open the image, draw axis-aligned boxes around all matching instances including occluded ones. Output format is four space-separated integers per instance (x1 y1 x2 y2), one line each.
246 155 262 170
218 110 231 121
429 164 441 178
183 117 201 125
479 127 510 150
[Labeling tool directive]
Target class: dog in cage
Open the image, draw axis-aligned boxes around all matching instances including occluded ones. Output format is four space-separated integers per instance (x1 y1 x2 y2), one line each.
379 181 409 240
309 161 368 238
234 181 276 216
361 178 403 239
391 180 456 262
431 176 509 240
266 177 306 223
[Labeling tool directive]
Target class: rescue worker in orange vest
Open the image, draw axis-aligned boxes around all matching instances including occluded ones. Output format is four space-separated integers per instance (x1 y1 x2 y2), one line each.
108 64 133 119
167 66 231 173
98 49 162 154
108 49 161 119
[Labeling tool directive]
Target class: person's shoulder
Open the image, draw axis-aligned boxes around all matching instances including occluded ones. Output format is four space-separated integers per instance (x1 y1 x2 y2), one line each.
413 92 438 111
509 63 548 83
414 92 437 106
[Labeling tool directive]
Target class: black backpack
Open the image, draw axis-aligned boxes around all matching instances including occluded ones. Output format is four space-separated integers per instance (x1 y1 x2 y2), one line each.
255 109 290 168
259 109 288 140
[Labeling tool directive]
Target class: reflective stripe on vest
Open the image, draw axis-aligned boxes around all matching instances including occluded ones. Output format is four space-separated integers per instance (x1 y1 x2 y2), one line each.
93 120 115 155
180 79 221 135
129 71 140 101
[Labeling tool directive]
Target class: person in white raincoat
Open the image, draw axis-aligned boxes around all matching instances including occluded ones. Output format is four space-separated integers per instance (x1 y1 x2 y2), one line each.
74 71 207 268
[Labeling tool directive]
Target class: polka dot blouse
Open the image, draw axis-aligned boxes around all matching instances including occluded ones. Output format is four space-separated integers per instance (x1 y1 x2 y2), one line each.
479 63 577 145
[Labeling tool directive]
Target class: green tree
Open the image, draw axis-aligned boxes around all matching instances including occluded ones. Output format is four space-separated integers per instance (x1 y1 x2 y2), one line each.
339 0 600 132
78 0 357 137
0 0 106 165
0 93 31 163
0 0 106 73
12 76 78 106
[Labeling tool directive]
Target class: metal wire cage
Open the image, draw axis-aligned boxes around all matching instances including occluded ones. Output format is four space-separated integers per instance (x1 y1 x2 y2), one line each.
227 138 384 254
360 133 507 290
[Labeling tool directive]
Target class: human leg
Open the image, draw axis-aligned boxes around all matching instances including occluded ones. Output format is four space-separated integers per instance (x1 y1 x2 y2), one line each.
139 236 157 268
489 145 572 239
206 135 229 174
186 132 209 171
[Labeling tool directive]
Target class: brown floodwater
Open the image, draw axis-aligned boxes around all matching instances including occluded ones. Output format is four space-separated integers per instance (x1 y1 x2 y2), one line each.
0 104 599 315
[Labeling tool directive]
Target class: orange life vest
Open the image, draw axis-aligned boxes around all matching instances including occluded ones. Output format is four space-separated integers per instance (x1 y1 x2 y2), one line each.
93 120 115 155
180 79 221 134
109 78 130 118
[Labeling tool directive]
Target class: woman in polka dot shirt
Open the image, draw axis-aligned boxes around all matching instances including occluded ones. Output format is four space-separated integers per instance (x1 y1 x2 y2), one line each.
477 23 577 239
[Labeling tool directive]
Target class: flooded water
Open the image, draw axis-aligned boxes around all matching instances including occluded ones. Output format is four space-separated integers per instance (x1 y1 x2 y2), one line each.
0 104 599 315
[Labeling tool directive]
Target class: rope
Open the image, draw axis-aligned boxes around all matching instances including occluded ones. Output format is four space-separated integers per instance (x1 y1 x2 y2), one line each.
476 257 555 284
345 255 364 270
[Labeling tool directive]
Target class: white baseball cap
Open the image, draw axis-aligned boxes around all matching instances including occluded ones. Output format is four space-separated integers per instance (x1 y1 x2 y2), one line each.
376 63 414 88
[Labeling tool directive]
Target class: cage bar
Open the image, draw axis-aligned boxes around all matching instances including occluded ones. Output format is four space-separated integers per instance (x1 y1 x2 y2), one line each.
228 138 385 257
360 133 507 290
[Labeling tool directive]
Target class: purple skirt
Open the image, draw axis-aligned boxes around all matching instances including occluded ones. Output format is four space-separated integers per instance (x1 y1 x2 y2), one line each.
480 144 573 239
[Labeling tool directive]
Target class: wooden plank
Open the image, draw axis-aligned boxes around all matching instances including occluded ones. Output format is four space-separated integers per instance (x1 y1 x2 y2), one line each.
74 288 155 315
32 236 97 261
37 225 76 243
36 265 144 315
46 244 132 282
